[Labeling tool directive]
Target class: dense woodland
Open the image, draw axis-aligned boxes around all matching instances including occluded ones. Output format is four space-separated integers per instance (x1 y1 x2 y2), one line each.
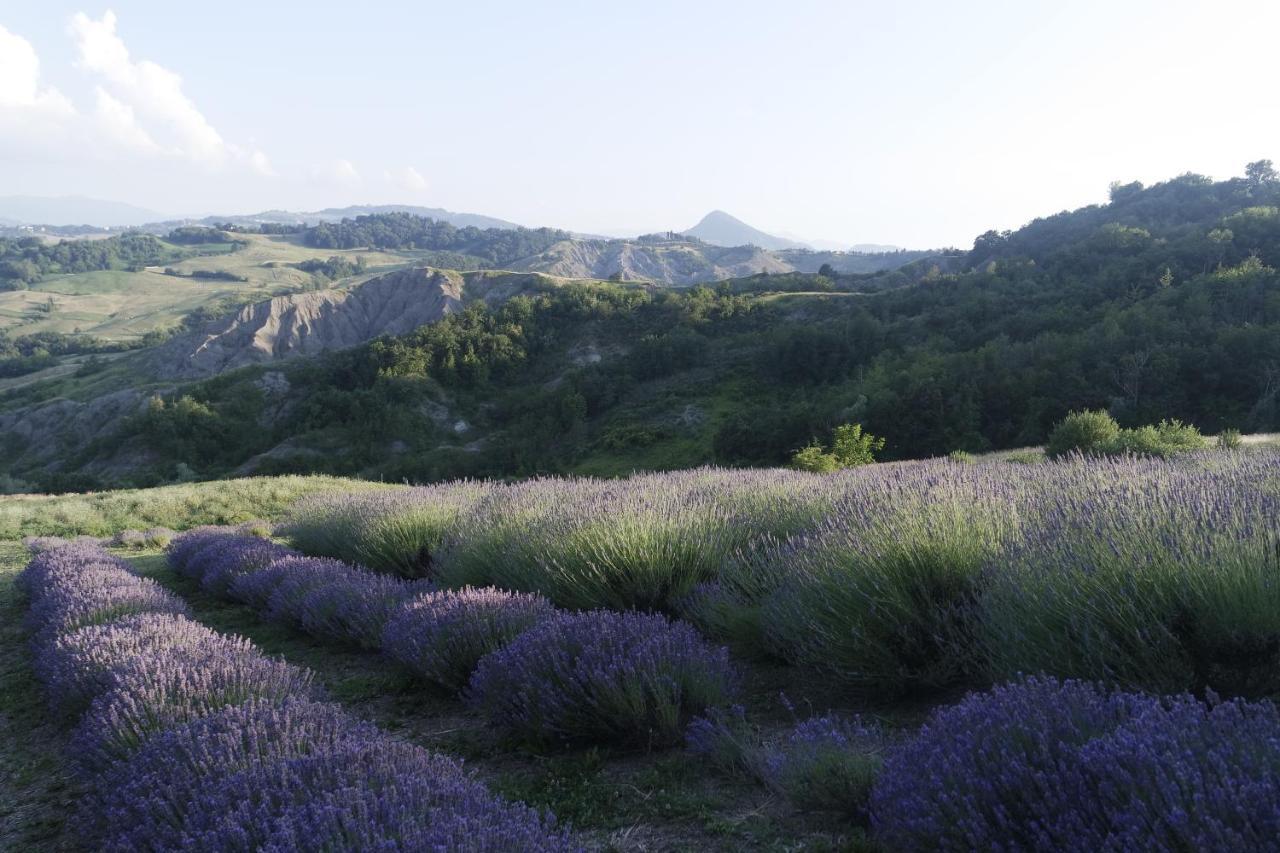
301 212 570 266
0 232 178 287
10 165 1280 489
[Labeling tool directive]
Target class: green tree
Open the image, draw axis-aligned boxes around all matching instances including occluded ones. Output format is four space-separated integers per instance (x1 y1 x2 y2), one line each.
790 423 884 471
1246 159 1278 189
830 423 886 467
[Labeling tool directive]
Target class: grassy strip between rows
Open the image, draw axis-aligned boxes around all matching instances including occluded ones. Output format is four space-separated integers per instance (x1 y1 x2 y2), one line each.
130 550 881 852
0 541 84 851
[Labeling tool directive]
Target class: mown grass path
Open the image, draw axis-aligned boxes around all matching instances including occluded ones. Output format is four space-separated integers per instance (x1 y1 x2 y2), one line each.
0 541 85 851
130 550 880 852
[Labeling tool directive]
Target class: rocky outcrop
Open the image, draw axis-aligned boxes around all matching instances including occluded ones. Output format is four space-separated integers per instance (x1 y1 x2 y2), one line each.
153 267 469 378
517 239 793 284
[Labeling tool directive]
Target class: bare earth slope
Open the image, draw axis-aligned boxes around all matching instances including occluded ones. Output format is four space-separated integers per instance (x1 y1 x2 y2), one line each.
148 267 600 380
517 238 793 283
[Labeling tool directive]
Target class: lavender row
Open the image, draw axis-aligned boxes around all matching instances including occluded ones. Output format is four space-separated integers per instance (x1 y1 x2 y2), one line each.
684 677 1280 848
169 529 739 747
870 677 1280 851
21 541 572 851
280 452 1280 697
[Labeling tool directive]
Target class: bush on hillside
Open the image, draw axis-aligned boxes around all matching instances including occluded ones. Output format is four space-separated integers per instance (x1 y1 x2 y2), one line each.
1045 409 1121 458
791 423 885 472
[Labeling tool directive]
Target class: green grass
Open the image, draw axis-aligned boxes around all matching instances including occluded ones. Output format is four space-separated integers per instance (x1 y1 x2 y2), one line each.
0 475 382 539
0 235 410 343
0 541 85 851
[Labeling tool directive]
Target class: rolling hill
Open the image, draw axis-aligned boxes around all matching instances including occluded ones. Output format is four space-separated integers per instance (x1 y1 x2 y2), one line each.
4 165 1280 493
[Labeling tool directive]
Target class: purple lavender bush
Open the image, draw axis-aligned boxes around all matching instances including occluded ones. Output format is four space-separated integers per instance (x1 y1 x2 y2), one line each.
36 613 222 716
980 452 1280 696
26 566 191 650
106 736 567 852
282 482 491 577
263 558 357 627
758 460 1025 696
22 543 572 852
294 568 428 649
183 535 295 596
72 643 316 775
91 697 381 848
869 676 1280 851
687 706 884 820
19 541 132 598
759 714 884 819
466 610 738 747
1076 692 1280 851
256 768 573 852
382 587 555 692
166 526 238 574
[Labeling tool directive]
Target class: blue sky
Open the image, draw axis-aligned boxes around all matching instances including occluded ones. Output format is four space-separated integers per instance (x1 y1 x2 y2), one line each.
2 1 1278 247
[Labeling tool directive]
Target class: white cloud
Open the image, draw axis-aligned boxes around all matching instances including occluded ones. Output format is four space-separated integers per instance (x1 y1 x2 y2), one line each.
313 158 363 187
92 86 161 153
67 10 271 171
386 165 428 192
0 24 74 116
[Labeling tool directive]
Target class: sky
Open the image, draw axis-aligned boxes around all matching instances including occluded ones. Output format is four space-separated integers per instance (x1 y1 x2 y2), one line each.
2 1 1279 248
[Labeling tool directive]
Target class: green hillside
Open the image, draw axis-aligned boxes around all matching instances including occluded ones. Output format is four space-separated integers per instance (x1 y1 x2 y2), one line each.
4 165 1280 491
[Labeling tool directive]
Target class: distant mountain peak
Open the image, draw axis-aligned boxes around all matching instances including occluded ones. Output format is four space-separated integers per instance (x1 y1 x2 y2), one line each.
681 210 807 250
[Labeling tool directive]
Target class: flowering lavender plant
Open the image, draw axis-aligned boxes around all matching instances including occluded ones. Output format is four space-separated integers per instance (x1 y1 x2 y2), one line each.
868 676 1280 850
22 541 573 851
71 642 317 775
381 587 555 692
687 706 884 819
282 482 491 577
36 613 222 716
467 610 738 747
294 568 428 649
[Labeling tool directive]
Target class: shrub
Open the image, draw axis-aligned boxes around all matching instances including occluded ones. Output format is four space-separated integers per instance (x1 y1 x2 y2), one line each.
166 526 237 574
790 423 885 472
96 709 568 852
1107 419 1206 457
36 613 222 716
185 536 295 596
21 542 567 852
293 568 427 649
382 587 555 693
688 707 884 819
759 715 884 818
947 450 975 464
980 454 1280 696
26 567 191 650
282 483 490 577
790 443 840 473
437 475 753 612
228 554 316 610
72 644 316 775
90 698 376 845
869 677 1280 851
759 462 1023 695
1218 428 1244 450
466 610 738 748
1045 409 1120 458
111 529 147 550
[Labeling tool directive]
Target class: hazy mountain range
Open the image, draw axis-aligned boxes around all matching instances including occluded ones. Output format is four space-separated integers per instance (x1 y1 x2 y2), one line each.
0 196 898 254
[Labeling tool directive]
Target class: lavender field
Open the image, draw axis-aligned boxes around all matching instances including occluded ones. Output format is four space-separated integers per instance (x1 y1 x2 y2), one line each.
4 451 1280 850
